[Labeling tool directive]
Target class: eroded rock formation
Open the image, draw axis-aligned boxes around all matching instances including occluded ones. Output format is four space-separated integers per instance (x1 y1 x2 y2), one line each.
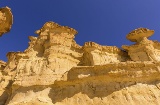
0 7 13 36
1 16 160 105
122 28 160 61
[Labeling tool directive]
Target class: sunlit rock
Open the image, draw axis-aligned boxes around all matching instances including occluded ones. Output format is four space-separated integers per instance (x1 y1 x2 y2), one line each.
1 21 160 105
0 7 13 36
122 28 160 61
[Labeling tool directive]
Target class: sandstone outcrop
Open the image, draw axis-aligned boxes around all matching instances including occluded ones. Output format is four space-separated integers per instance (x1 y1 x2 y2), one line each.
0 7 13 36
82 42 129 65
122 28 160 62
1 10 160 104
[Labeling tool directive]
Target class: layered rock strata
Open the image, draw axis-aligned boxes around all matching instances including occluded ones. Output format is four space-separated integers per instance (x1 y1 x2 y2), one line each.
82 41 129 65
1 19 160 105
122 28 160 61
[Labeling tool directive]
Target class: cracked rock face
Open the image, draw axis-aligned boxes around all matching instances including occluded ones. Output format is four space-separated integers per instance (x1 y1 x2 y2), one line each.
1 10 160 104
0 7 13 36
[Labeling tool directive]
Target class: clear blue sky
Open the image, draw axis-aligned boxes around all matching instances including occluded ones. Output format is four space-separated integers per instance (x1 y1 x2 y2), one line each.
1 0 160 61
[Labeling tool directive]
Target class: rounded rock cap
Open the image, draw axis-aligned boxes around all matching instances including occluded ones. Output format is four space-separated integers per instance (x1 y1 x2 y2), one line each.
0 6 13 36
126 28 154 42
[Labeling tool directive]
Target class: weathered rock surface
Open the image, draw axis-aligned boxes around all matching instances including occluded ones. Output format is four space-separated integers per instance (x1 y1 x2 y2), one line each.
0 7 13 36
1 19 160 105
82 42 128 65
122 28 160 62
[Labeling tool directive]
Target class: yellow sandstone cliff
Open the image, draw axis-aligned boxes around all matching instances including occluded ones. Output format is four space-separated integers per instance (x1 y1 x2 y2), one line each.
1 7 160 105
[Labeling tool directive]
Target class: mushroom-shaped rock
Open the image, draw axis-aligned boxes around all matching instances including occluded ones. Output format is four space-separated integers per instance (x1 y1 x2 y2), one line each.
122 28 160 61
126 28 154 42
0 6 13 36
